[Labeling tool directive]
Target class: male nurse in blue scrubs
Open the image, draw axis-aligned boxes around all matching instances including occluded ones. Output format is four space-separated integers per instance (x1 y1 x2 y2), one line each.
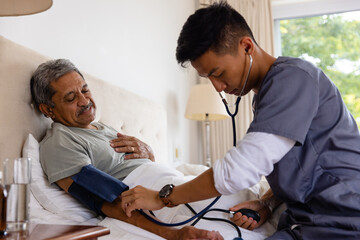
121 2 360 239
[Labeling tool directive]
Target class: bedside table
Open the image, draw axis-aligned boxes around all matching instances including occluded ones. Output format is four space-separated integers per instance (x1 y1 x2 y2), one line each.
1 223 110 240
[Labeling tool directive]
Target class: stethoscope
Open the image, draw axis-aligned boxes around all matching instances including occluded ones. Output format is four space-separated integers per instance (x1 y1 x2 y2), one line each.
219 52 253 147
139 53 257 240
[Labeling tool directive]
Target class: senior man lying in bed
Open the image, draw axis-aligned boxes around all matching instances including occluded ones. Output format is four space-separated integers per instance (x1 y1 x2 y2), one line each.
30 59 223 240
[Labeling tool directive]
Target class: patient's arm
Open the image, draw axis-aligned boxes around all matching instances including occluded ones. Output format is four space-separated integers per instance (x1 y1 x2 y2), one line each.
229 188 282 230
56 177 223 240
110 133 155 161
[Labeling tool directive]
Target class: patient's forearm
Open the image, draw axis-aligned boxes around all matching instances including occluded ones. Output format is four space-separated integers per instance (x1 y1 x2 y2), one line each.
102 199 177 239
59 177 177 238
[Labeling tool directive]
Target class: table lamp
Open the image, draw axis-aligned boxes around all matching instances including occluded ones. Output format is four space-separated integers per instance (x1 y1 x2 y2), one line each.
185 84 229 166
0 0 52 16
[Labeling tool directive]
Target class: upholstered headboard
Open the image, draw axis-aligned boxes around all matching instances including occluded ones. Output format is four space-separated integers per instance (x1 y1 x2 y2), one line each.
0 36 168 165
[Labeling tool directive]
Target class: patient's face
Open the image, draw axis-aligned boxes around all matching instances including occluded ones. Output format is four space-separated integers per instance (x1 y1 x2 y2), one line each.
49 71 97 129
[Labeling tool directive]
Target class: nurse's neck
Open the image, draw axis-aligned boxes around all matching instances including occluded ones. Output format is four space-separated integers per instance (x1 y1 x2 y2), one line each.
251 49 276 94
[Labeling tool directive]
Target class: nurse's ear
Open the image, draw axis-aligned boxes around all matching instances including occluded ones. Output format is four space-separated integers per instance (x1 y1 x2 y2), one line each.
239 37 254 55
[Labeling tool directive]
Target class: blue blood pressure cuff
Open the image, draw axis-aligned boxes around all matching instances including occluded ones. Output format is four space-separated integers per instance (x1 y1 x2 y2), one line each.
68 164 129 216
68 182 105 216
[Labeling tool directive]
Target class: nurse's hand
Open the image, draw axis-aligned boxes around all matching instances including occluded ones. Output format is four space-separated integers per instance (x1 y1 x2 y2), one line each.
121 185 164 217
229 199 271 230
110 133 155 161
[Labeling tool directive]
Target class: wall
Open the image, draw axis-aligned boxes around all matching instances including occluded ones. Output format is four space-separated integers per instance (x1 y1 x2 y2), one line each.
0 0 201 165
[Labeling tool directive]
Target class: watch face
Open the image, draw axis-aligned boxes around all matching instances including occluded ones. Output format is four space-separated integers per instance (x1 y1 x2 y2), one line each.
159 184 173 198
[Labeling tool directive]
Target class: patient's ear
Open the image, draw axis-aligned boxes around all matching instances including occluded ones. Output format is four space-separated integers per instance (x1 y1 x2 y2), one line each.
39 104 54 118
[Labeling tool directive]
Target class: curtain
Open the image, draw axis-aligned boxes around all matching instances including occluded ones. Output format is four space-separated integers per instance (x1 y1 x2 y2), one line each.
198 0 274 165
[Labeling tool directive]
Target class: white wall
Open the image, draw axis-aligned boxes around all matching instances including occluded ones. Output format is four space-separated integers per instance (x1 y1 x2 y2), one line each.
0 0 201 165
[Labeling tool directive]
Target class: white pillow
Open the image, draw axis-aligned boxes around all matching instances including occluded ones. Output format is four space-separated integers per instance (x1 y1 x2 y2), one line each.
22 134 99 222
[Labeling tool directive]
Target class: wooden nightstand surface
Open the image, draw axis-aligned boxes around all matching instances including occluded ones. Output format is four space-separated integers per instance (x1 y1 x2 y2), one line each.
1 224 110 240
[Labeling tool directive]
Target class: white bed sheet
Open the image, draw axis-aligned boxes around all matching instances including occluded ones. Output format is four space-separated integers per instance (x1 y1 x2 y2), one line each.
30 162 281 240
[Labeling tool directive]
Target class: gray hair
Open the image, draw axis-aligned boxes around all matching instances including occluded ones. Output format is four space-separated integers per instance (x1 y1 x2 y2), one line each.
30 59 84 111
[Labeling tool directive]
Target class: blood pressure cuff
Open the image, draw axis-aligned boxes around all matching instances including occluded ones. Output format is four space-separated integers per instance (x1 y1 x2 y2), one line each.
68 182 106 216
68 164 129 216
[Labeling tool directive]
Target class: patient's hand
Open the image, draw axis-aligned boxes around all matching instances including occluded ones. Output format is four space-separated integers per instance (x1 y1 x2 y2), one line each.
177 226 223 240
229 199 271 230
110 133 155 161
121 185 163 217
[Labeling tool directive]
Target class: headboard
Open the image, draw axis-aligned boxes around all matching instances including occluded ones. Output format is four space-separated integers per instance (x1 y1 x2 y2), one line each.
0 36 168 165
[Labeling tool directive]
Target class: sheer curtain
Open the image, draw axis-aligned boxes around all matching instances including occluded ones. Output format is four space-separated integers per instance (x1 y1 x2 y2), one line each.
198 0 274 165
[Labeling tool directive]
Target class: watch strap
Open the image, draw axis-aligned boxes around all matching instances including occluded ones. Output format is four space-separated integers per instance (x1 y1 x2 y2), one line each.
159 184 177 207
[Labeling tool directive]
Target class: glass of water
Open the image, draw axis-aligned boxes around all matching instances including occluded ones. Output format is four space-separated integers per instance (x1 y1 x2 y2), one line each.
3 158 31 232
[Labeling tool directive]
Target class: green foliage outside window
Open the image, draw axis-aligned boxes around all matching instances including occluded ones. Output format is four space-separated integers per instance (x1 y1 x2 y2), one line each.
280 12 360 127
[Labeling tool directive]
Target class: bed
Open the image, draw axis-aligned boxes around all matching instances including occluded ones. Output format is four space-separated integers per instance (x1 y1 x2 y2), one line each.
0 36 283 239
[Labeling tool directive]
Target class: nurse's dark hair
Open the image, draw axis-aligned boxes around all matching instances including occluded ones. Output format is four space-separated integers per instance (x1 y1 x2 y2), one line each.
176 1 257 67
30 59 84 111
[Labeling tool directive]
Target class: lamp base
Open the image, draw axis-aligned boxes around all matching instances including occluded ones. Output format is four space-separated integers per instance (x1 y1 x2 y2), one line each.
205 159 211 167
204 116 212 167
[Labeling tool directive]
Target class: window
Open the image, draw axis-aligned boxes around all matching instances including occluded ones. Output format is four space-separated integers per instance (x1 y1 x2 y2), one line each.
272 0 360 127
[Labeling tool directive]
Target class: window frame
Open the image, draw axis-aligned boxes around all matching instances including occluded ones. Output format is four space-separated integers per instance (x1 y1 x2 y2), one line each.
272 0 360 20
272 0 360 56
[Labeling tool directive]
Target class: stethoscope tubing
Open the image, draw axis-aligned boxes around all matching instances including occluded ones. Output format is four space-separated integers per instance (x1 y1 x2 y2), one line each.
138 196 221 227
219 53 253 146
138 196 243 239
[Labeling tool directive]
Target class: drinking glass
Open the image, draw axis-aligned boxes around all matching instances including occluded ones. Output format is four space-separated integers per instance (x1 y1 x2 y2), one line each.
3 158 31 232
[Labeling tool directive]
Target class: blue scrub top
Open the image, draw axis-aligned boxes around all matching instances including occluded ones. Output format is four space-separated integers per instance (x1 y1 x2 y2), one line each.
248 57 360 237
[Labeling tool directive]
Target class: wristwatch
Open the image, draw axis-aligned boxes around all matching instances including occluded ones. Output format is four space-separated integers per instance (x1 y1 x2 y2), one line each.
159 184 177 207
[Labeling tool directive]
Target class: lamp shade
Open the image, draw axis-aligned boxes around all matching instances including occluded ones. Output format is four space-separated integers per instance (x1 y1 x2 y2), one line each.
185 84 229 121
0 0 52 16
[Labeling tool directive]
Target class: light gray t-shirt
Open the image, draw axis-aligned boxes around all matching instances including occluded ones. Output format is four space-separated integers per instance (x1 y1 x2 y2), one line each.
40 122 151 184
